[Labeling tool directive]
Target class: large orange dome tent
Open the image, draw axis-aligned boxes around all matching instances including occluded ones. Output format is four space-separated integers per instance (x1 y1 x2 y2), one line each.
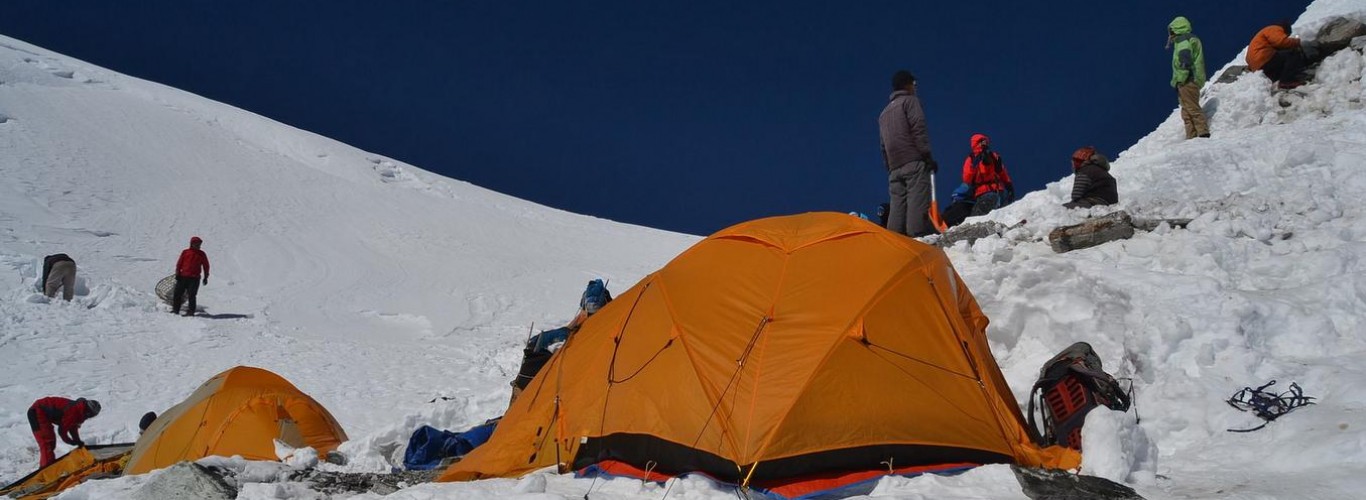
441 212 1078 493
125 366 348 475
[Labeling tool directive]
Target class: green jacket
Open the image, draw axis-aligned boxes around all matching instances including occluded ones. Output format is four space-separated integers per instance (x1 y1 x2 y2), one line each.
1169 16 1206 88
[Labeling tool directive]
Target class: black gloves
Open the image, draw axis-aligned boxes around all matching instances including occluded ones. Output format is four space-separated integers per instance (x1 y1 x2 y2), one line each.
925 158 938 174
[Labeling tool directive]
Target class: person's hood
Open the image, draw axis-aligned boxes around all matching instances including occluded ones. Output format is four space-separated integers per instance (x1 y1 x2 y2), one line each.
1169 16 1192 35
1085 153 1112 172
888 89 916 101
970 133 990 155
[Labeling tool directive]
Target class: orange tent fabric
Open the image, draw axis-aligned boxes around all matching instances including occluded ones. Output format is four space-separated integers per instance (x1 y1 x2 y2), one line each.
0 444 133 500
441 212 1077 484
125 366 347 475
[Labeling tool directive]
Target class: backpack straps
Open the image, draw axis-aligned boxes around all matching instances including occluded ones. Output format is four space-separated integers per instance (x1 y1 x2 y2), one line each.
969 152 1006 194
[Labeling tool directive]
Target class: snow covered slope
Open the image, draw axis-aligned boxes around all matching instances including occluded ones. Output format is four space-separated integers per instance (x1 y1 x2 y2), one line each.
940 2 1366 498
0 32 697 486
7 0 1366 498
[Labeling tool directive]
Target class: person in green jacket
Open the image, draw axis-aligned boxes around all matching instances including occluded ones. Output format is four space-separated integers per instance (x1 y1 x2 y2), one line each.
1168 16 1209 139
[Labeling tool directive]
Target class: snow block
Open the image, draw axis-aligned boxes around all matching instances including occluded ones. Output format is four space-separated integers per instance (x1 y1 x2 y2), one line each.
130 462 235 500
1351 35 1366 51
1011 466 1144 500
1048 211 1135 253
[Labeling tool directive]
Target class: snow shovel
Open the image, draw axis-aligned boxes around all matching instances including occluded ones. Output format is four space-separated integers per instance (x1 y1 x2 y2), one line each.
928 171 948 234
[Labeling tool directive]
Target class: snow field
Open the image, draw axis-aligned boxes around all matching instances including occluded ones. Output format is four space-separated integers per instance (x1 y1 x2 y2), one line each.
5 1 1366 498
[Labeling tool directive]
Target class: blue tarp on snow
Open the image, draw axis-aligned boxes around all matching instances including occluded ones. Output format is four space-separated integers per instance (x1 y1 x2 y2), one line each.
402 422 498 471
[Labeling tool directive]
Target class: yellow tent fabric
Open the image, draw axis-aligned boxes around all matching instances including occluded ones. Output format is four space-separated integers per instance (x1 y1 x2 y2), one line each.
442 212 1078 483
0 444 133 500
125 366 347 475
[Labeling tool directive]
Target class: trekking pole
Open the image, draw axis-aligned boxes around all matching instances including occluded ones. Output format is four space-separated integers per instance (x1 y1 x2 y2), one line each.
928 171 947 233
931 171 939 208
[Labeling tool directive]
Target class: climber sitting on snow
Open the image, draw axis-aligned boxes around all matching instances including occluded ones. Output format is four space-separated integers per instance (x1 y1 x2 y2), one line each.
508 279 613 405
1064 146 1118 209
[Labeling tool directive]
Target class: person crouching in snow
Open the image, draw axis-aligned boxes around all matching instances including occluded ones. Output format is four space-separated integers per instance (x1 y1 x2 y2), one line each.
41 253 77 301
172 236 210 316
1064 146 1118 209
28 397 100 467
1247 20 1309 89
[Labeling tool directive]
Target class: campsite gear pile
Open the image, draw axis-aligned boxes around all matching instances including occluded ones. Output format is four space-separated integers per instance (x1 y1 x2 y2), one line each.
442 213 1079 497
403 421 499 471
511 279 615 403
1027 342 1132 451
1226 380 1315 432
0 444 134 500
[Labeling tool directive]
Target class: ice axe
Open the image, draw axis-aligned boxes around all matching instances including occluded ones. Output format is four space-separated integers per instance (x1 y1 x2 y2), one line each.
928 171 948 233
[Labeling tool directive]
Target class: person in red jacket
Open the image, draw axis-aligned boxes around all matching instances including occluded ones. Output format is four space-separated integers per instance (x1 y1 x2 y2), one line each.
28 397 100 467
960 133 1014 217
172 236 210 316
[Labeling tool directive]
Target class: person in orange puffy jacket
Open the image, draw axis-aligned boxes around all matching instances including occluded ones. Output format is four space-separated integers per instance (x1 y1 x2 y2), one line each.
1247 21 1307 87
28 397 100 467
172 236 210 316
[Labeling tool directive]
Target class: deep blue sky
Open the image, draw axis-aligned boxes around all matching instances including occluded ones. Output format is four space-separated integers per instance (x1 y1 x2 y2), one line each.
1 1 1308 235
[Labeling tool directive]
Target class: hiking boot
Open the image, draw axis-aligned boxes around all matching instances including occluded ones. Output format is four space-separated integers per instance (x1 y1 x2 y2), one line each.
183 312 195 317
1198 133 1210 138
1277 80 1305 90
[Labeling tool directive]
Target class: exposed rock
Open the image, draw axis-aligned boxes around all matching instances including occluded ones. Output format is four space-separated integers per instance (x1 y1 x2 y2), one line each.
295 468 441 496
1012 466 1145 500
1048 211 1135 253
940 220 1009 247
130 462 236 500
1314 17 1366 54
1215 65 1249 84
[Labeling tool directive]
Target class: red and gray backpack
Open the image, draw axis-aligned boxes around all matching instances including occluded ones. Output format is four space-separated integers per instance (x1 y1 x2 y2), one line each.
1027 342 1131 450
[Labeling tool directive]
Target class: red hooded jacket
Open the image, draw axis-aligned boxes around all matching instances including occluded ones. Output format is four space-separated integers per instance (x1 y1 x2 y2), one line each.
961 134 1013 198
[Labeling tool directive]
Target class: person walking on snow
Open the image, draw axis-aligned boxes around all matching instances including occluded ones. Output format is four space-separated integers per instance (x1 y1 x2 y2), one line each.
878 70 937 237
41 253 77 301
172 236 210 316
28 397 100 468
961 133 1014 217
1168 16 1209 139
1064 146 1118 209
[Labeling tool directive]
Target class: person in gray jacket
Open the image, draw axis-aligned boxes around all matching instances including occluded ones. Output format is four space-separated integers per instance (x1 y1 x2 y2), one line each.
878 70 938 237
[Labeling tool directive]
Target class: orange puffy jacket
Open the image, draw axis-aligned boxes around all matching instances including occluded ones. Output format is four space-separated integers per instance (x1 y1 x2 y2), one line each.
1247 25 1300 71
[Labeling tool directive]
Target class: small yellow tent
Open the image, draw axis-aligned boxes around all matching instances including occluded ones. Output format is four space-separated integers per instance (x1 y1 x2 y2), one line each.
442 212 1078 485
125 366 347 475
0 444 133 500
